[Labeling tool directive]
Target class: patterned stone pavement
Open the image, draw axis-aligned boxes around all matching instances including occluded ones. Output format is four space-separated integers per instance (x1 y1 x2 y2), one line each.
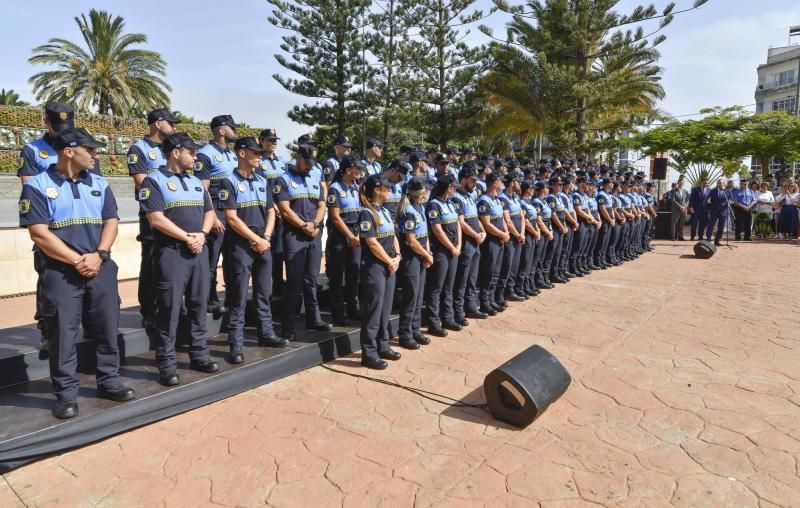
2 239 799 507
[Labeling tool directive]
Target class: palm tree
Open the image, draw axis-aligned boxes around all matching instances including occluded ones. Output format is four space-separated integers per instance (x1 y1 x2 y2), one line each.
0 89 29 106
28 9 171 117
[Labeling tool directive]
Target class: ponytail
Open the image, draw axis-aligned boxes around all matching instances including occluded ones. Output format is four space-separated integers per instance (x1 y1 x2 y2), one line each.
360 182 383 226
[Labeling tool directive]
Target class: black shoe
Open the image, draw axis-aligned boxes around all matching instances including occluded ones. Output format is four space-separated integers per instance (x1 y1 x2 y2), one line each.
259 336 290 348
537 282 554 289
442 322 462 332
507 293 525 302
97 384 136 402
491 303 506 313
398 340 420 350
159 371 180 387
307 321 333 332
428 327 448 337
457 317 470 327
466 309 489 319
54 400 78 419
413 334 431 345
550 274 566 283
280 329 297 341
379 349 401 361
479 305 497 316
361 357 388 370
226 350 244 364
190 359 220 373
208 303 228 315
564 271 576 278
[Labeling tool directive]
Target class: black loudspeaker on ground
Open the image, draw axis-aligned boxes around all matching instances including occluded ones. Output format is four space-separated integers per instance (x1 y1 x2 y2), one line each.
483 345 571 428
693 240 716 259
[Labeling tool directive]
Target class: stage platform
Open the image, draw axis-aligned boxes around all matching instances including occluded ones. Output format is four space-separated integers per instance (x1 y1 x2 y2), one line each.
0 296 393 473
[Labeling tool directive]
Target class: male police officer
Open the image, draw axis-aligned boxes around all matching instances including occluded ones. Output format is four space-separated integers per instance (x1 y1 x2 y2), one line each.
451 165 487 321
196 115 239 315
20 127 134 419
219 137 286 364
127 108 178 329
274 145 333 340
257 129 288 296
323 135 353 183
363 139 384 176
140 133 220 386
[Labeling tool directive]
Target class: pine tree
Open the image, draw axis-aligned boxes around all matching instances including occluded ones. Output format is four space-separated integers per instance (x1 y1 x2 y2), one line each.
267 0 373 137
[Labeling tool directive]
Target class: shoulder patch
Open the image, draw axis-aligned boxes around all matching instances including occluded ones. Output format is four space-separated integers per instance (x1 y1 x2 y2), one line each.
218 190 229 201
138 188 150 200
327 193 336 204
273 184 281 194
360 220 372 232
128 154 139 164
195 162 204 171
428 209 438 219
18 199 30 214
404 219 415 230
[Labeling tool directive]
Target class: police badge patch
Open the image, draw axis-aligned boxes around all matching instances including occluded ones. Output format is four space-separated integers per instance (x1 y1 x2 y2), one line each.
148 151 157 160
39 150 50 159
238 183 246 192
18 199 30 214
404 220 415 230
167 181 178 191
139 188 151 200
215 154 223 162
45 187 58 199
428 209 438 219
360 220 371 232
327 194 336 204
273 184 281 194
128 154 139 164
218 190 229 201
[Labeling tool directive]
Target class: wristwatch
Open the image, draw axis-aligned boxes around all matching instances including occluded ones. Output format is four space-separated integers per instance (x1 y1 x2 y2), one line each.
201 230 210 241
96 249 110 260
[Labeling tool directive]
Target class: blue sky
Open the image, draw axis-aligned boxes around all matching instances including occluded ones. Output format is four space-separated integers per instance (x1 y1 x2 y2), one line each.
2 0 800 158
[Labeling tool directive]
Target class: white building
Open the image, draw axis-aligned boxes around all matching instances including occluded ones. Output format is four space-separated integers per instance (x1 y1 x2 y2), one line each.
753 34 800 174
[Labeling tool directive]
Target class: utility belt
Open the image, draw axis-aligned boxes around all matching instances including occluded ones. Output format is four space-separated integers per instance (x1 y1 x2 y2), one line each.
156 240 200 255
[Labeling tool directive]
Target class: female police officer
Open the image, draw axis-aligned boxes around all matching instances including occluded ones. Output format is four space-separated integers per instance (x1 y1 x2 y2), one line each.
325 155 364 325
139 132 219 386
497 173 526 303
477 172 510 315
396 177 433 349
530 181 555 289
358 174 402 370
424 175 462 336
218 137 285 365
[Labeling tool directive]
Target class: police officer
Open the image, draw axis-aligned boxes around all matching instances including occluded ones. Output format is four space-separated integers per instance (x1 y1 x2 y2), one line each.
518 181 545 297
407 152 434 187
497 173 526 302
559 178 579 278
433 154 457 181
196 115 239 315
257 129 288 296
643 182 657 250
530 182 554 289
477 173 510 315
273 145 332 340
571 177 598 275
425 175 462 336
396 177 433 349
451 164 487 321
545 178 569 283
358 174 402 370
322 135 353 185
326 155 364 325
127 108 179 329
140 133 220 386
383 159 410 217
594 178 616 269
363 139 384 177
609 182 625 265
20 127 134 418
585 180 601 270
219 137 286 365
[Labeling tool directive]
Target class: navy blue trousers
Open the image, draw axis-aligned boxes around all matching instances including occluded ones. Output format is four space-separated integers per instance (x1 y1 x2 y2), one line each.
227 235 275 349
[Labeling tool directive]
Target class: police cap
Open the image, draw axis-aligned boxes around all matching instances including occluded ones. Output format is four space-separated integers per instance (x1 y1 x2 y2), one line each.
210 114 238 130
161 132 202 154
259 128 280 141
485 172 503 185
333 135 353 148
406 176 428 192
339 154 365 170
363 173 392 193
434 154 450 165
458 165 478 180
366 138 385 149
147 108 179 124
52 127 106 151
387 159 412 175
409 152 430 164
296 144 317 165
45 102 74 132
234 136 267 153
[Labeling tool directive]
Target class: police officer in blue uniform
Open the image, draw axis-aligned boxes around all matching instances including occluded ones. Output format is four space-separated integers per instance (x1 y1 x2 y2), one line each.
326 155 364 325
643 182 657 250
451 165 487 321
610 183 626 265
219 137 286 364
257 129 288 296
127 108 178 329
363 139 384 177
273 145 333 340
424 175 462 336
383 159 410 217
396 176 433 350
139 133 220 386
196 115 239 315
519 180 547 296
358 174 402 370
322 135 353 185
585 180 601 269
545 178 569 283
558 178 579 278
19 127 134 419
594 178 616 268
477 173 510 315
530 182 554 289
497 173 526 302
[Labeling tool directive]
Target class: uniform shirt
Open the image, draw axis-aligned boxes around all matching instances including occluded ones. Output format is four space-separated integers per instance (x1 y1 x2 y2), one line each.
596 190 613 222
273 166 324 223
735 188 756 207
499 191 524 232
611 194 624 216
19 167 117 255
451 189 481 235
322 156 340 183
545 192 565 220
571 190 590 221
532 196 552 221
643 192 655 212
326 180 361 227
398 203 429 255
427 197 459 246
477 193 505 231
196 141 238 197
359 206 395 262
587 194 600 219
218 170 273 235
18 135 101 178
128 137 166 200
475 178 487 197
384 180 404 217
257 154 287 183
363 159 382 177
618 192 632 210
521 198 538 227
138 167 213 245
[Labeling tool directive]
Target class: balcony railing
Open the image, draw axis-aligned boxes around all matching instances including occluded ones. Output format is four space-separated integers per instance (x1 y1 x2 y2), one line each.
756 79 798 91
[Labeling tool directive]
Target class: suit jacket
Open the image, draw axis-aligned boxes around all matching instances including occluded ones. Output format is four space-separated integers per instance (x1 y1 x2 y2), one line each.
671 188 689 209
689 186 710 211
708 188 731 216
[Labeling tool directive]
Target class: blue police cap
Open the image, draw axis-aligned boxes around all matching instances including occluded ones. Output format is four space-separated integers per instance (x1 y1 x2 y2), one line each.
147 108 179 124
162 132 202 153
210 115 238 130
52 127 105 151
234 137 266 153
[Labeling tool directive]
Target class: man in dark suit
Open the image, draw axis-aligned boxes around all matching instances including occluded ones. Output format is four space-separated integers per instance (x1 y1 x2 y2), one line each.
688 178 710 240
706 179 732 245
670 179 689 240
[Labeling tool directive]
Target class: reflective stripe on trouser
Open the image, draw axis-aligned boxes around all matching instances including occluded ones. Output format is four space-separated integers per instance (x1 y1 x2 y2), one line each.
41 259 121 402
359 260 395 360
425 246 458 328
398 255 426 342
226 235 275 348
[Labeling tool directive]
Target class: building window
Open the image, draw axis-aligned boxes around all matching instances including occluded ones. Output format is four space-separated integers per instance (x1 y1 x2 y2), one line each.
774 69 796 86
771 96 797 115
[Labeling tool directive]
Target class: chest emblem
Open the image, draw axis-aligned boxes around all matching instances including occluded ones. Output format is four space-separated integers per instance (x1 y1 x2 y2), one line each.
39 150 50 159
238 182 247 192
148 151 157 160
45 187 58 199
291 180 298 189
215 154 223 162
167 181 178 191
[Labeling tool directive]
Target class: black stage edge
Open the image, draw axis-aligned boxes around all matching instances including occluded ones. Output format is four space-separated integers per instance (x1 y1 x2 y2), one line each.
0 311 394 473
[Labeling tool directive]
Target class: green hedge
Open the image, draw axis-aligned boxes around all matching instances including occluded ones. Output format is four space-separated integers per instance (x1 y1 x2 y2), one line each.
0 105 263 175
